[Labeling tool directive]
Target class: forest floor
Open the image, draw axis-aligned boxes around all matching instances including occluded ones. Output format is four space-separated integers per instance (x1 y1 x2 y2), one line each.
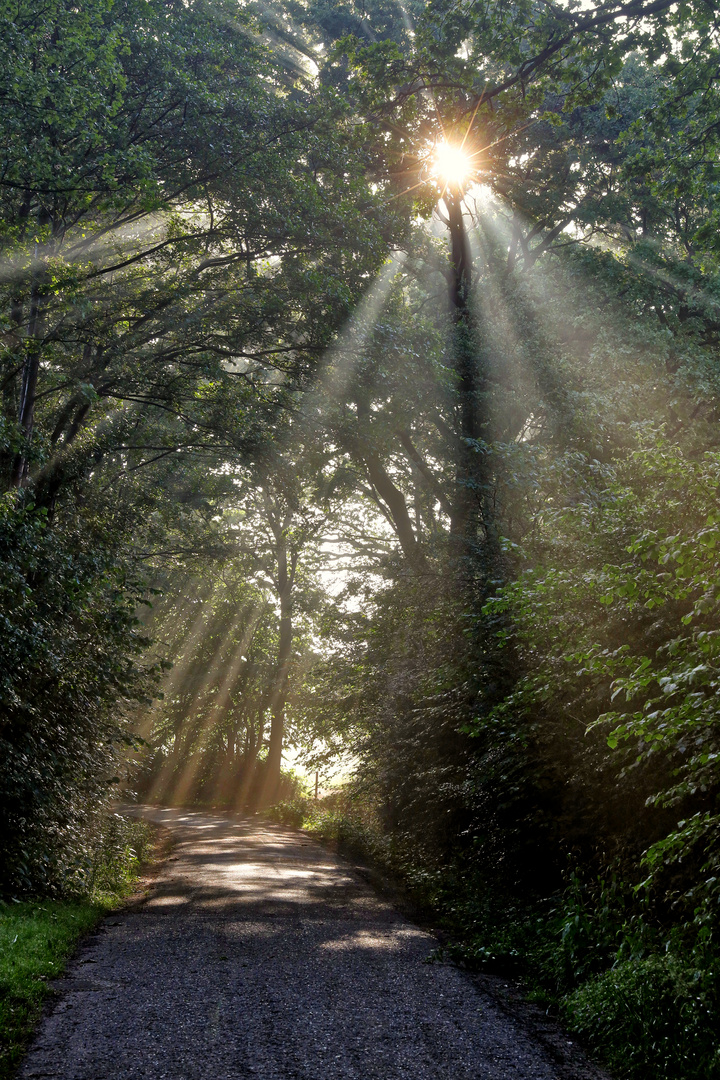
17 807 611 1080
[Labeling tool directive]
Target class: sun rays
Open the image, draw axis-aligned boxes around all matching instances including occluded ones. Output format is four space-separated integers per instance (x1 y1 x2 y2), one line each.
124 0 711 816
137 184 701 814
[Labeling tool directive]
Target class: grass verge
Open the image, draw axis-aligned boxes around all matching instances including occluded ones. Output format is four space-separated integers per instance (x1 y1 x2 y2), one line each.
0 899 117 1080
0 815 156 1080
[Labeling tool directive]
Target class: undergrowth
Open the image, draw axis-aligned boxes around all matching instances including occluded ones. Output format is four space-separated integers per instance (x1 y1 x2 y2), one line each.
0 814 154 1080
268 793 720 1080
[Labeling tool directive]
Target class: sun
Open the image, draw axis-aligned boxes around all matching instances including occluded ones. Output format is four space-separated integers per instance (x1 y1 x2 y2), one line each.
432 140 474 187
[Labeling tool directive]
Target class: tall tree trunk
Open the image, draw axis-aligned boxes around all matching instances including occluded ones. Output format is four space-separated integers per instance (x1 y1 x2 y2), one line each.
444 187 500 566
258 535 295 807
445 191 516 726
445 186 479 543
261 609 291 804
235 711 265 811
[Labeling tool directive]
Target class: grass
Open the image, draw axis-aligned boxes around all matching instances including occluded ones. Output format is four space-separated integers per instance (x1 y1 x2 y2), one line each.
0 815 156 1080
0 899 117 1079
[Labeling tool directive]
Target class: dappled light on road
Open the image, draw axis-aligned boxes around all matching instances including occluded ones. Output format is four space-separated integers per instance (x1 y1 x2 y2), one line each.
18 808 586 1080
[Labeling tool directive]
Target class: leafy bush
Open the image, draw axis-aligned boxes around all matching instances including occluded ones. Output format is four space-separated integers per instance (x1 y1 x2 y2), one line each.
0 497 158 897
266 788 403 871
563 954 720 1080
266 797 310 829
79 815 154 899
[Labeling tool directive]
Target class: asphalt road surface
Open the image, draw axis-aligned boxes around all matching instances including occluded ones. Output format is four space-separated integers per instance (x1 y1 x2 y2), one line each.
19 807 608 1080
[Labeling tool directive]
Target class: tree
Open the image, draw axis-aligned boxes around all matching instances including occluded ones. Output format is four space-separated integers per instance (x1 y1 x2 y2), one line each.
0 0 404 889
0 0 401 502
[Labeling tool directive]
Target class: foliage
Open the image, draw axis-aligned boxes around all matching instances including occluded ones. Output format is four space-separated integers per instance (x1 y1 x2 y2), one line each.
0 0 399 887
82 814 154 899
0 497 158 896
480 433 720 902
266 787 402 871
564 953 720 1080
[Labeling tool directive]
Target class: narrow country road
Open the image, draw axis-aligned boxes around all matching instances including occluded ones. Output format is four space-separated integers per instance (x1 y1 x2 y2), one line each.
20 808 606 1080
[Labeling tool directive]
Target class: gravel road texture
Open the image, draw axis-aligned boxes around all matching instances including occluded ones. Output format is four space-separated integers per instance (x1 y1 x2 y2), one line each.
19 807 610 1080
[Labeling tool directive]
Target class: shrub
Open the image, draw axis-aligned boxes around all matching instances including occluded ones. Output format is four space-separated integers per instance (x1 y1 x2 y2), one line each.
563 953 720 1080
266 797 310 829
0 497 157 897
